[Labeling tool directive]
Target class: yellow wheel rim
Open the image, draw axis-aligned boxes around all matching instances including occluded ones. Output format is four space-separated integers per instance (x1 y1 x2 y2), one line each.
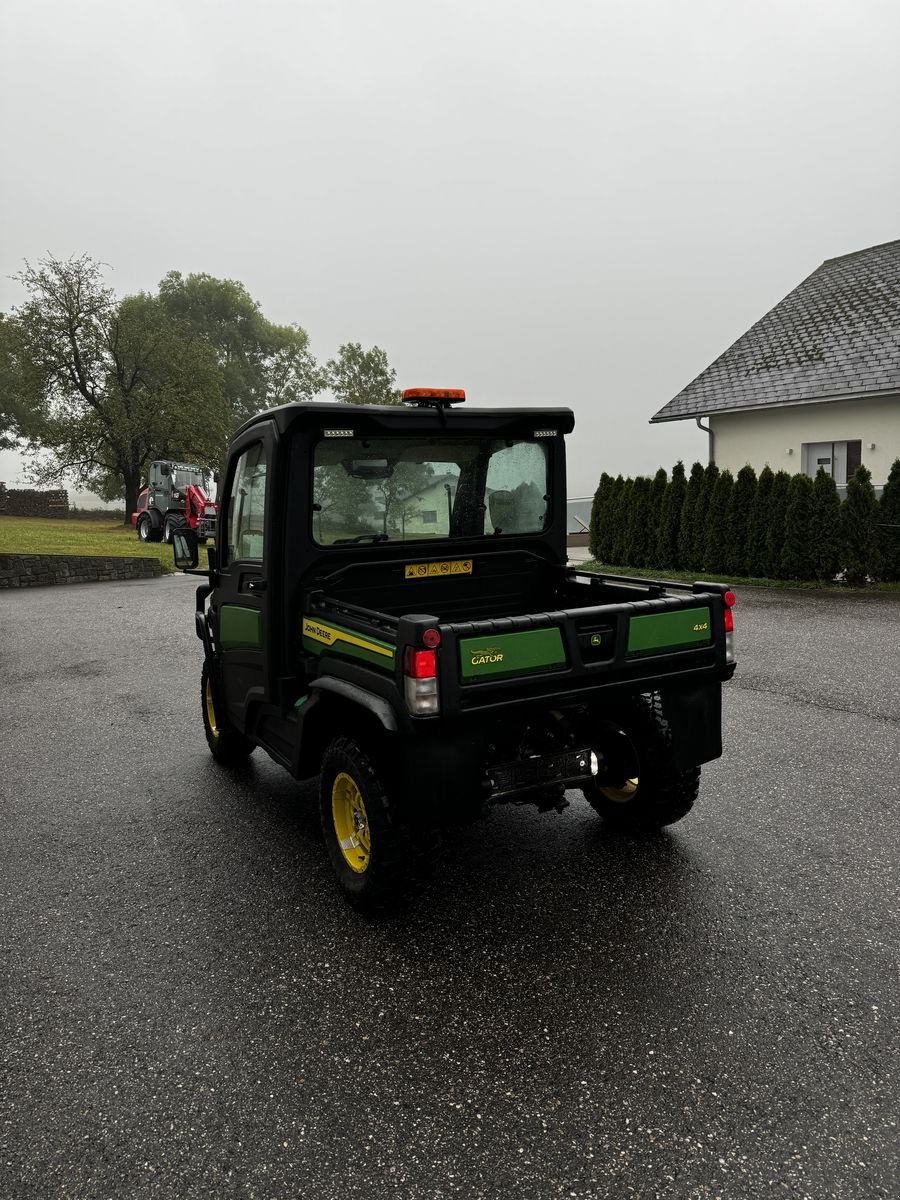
205 679 220 741
599 776 640 804
598 726 639 803
332 772 371 873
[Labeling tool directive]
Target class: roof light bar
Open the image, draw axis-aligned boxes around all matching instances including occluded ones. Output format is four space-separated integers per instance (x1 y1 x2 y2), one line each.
401 388 466 409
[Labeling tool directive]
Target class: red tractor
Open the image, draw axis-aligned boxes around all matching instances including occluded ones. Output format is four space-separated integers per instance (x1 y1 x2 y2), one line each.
132 461 217 544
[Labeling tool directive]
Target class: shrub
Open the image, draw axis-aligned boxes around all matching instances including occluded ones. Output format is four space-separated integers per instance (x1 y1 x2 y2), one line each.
809 468 842 582
677 462 706 571
725 465 757 576
690 463 720 571
877 458 900 581
588 473 614 561
656 460 686 569
842 464 879 584
623 477 652 567
746 465 774 576
703 469 734 573
765 470 792 579
610 479 633 564
781 473 815 580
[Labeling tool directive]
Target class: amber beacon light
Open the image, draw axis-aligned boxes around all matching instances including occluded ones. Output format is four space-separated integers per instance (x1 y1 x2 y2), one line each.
401 388 467 408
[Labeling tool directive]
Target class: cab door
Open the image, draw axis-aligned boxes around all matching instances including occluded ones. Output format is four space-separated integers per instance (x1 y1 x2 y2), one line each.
214 424 276 730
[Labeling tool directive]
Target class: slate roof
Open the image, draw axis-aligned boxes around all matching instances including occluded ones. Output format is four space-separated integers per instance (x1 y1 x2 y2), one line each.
652 239 900 422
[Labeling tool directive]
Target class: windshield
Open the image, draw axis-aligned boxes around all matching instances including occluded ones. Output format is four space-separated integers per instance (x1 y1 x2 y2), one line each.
312 437 549 546
173 468 205 489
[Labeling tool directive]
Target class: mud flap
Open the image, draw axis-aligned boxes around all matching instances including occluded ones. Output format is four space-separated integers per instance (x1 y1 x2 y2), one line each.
659 683 722 770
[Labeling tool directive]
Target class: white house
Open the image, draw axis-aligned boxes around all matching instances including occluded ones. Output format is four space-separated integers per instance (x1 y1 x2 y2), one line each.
651 239 900 491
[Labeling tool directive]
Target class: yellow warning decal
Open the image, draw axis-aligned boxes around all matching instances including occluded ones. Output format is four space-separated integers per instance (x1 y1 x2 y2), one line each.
404 559 473 580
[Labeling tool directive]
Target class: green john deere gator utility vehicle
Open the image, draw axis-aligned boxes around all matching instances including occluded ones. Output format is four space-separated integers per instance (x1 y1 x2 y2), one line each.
173 388 736 908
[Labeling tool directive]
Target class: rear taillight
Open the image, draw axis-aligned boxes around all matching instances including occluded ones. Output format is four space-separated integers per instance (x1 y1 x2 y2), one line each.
723 590 736 662
403 647 439 715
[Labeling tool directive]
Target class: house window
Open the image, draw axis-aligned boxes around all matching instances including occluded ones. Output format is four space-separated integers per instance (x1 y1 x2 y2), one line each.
802 440 861 486
421 510 437 524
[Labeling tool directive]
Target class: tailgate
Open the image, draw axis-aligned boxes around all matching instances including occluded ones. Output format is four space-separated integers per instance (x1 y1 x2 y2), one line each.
441 590 729 712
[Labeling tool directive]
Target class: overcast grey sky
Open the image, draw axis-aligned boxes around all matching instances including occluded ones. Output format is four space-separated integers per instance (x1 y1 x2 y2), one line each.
2 0 898 501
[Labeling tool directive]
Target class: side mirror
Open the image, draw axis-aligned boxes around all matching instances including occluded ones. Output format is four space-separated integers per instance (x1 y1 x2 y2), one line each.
213 471 220 484
173 528 199 570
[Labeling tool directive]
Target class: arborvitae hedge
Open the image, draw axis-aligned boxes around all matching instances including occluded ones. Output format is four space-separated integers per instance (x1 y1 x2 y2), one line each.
703 469 734 573
877 458 900 581
655 460 686 569
809 468 842 582
842 465 879 585
781 473 815 581
677 462 705 570
726 465 757 577
765 470 792 579
746 465 774 577
587 460 887 585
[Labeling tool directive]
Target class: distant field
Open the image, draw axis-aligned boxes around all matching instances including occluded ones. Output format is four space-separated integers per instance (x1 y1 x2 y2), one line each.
0 516 176 573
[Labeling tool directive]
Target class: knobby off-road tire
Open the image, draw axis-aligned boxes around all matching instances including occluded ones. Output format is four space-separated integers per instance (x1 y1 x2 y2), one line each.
201 660 255 766
319 735 434 911
583 692 700 833
137 513 161 543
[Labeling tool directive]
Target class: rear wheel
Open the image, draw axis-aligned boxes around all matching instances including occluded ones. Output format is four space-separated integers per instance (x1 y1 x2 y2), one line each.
201 660 255 765
319 735 431 910
583 693 700 832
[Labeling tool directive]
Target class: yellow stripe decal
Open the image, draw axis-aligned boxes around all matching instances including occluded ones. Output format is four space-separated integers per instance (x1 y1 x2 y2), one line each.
404 559 473 580
302 618 393 658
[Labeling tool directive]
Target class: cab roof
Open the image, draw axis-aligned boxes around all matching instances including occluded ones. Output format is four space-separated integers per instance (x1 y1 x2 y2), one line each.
232 401 576 442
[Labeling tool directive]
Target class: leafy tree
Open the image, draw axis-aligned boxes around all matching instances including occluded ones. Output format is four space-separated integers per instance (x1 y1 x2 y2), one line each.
677 462 705 571
325 342 400 406
725 465 757 576
746 464 774 577
703 469 734 573
877 458 900 581
0 313 46 451
781 473 815 580
809 468 842 582
588 472 614 561
377 461 434 534
158 271 321 423
764 470 792 578
842 464 879 584
655 460 686 569
8 256 226 519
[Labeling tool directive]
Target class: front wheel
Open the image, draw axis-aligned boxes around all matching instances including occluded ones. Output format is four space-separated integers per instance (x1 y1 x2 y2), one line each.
201 660 255 765
137 513 161 543
583 693 700 832
319 736 432 910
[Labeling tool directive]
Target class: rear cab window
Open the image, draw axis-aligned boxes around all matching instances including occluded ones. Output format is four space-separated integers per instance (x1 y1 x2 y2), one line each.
312 436 549 546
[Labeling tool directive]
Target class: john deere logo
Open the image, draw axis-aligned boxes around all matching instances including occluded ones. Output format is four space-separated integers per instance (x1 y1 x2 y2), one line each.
470 647 504 666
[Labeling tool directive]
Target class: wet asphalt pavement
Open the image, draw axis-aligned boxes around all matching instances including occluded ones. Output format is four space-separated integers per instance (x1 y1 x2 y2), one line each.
1 576 899 1199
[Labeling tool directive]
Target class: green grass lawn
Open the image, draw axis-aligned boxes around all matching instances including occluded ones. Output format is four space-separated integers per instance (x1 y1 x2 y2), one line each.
0 516 177 573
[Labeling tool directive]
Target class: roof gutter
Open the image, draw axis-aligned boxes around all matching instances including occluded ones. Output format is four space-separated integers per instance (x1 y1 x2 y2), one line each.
695 416 714 464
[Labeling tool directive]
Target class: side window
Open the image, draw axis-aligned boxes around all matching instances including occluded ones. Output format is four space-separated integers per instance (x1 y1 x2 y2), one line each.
226 443 267 564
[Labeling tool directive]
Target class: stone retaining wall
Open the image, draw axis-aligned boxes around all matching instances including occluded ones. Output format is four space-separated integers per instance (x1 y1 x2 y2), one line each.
0 554 162 588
